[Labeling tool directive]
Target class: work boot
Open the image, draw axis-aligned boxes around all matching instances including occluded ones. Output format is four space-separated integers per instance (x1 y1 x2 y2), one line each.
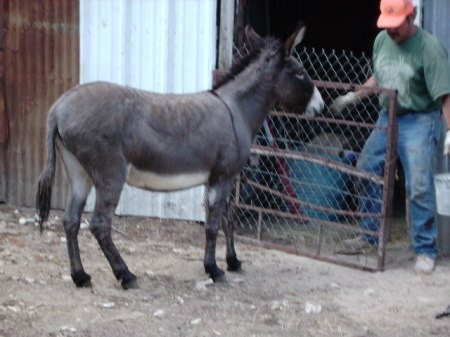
414 255 435 273
338 236 374 254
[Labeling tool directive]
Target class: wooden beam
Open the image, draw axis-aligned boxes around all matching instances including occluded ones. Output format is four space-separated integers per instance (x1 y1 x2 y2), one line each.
217 0 234 71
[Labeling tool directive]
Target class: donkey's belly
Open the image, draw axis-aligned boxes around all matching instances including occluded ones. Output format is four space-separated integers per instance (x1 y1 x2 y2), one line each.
127 166 209 191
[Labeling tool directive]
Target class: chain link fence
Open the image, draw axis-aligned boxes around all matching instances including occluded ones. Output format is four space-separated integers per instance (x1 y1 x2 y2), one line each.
230 46 399 271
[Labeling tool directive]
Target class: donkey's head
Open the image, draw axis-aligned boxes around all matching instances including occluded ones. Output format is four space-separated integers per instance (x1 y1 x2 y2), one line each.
245 23 324 117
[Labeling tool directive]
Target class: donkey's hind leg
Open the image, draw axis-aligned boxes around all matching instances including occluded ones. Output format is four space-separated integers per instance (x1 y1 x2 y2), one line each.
90 180 138 289
58 142 93 287
221 201 242 272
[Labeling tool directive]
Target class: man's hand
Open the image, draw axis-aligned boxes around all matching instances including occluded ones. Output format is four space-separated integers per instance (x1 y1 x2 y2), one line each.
444 130 450 156
330 92 361 115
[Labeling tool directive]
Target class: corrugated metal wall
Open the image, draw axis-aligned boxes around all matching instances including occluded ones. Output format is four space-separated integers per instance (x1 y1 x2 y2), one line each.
423 0 450 254
0 0 7 202
423 0 450 59
80 0 217 221
413 0 422 25
0 0 79 208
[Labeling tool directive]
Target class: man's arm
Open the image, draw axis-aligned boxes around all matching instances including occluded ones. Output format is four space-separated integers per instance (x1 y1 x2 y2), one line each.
330 75 379 114
355 75 379 99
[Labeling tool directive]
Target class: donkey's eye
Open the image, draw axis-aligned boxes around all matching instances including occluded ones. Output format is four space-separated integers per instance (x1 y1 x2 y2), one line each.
295 73 305 80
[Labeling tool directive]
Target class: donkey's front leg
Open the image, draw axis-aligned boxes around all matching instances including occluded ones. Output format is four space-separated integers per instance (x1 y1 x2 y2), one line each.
204 180 234 282
204 203 226 282
222 201 242 272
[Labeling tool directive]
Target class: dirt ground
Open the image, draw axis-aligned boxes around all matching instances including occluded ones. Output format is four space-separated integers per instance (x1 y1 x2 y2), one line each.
1 203 450 337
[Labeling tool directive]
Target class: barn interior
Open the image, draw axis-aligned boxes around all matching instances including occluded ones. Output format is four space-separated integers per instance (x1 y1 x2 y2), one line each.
236 0 381 56
234 0 408 217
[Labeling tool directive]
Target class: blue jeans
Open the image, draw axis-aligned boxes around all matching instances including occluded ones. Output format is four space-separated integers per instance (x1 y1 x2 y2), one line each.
356 109 441 258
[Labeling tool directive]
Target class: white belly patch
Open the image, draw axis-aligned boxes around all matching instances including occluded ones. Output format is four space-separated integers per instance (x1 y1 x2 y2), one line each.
127 166 209 191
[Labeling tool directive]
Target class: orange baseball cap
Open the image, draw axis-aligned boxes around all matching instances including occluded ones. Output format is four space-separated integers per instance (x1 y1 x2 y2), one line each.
377 0 414 28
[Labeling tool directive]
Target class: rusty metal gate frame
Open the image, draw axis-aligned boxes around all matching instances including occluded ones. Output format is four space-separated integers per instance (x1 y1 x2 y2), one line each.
232 81 398 271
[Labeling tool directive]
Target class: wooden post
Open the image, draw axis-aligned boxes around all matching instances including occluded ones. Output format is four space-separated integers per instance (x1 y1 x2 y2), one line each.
217 0 235 71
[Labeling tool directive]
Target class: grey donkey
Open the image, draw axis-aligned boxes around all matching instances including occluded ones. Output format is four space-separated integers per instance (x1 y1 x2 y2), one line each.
36 23 324 289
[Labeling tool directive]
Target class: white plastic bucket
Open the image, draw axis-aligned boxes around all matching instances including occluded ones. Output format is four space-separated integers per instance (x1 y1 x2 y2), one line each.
435 173 450 216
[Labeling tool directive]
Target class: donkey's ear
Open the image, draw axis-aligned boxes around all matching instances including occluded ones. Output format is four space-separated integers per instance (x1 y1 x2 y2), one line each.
284 22 306 56
244 25 264 51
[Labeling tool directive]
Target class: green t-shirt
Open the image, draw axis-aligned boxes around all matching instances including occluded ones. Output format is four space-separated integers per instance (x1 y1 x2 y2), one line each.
373 28 450 115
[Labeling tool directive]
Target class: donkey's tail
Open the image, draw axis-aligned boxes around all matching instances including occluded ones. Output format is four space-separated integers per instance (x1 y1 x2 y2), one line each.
36 111 59 232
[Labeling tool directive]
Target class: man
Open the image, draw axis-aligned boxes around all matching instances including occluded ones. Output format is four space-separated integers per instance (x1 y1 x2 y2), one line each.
333 0 450 273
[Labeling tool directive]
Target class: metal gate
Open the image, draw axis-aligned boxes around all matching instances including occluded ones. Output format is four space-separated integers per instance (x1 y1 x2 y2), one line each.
231 47 398 271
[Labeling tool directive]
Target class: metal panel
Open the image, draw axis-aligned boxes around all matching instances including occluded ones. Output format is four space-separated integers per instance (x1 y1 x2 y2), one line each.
80 0 217 221
423 0 450 254
0 0 7 202
1 0 79 208
423 0 450 58
413 0 422 26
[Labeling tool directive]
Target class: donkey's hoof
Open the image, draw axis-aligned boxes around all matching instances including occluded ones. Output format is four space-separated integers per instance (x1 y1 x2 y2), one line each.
212 273 227 283
227 257 243 272
205 263 226 283
209 268 226 283
76 279 92 288
72 271 92 288
121 272 138 290
122 278 139 290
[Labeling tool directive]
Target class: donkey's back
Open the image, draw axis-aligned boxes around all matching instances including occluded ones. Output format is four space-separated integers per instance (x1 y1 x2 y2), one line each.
53 82 242 191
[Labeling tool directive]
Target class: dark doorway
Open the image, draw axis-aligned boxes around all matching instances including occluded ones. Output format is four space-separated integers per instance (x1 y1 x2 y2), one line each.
236 0 381 56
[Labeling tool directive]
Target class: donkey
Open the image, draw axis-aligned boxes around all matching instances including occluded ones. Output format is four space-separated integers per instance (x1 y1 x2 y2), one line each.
36 24 324 289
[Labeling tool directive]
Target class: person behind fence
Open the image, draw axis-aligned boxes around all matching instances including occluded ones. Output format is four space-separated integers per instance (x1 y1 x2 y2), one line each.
331 0 450 273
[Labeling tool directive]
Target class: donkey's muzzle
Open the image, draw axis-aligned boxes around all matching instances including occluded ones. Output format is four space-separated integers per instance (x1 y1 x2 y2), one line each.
305 87 324 117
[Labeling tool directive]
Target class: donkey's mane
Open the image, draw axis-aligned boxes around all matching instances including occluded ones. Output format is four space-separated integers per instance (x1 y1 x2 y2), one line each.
212 37 282 90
